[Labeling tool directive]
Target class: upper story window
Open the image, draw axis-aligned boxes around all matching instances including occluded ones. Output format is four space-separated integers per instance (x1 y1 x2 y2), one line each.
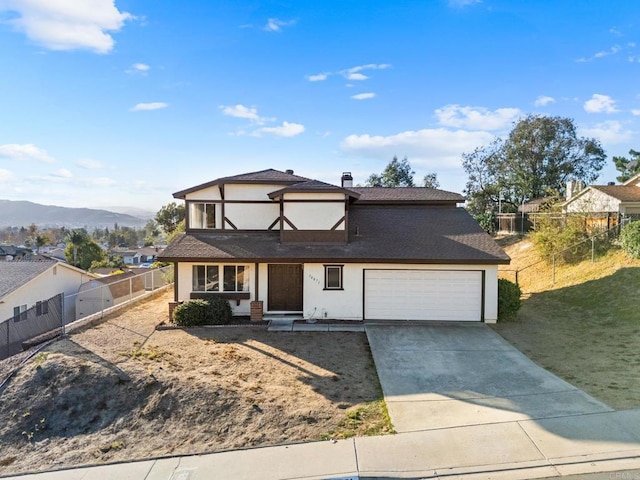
190 202 216 229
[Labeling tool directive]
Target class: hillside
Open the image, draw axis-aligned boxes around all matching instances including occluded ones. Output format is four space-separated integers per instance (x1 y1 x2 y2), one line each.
494 236 640 409
0 200 147 229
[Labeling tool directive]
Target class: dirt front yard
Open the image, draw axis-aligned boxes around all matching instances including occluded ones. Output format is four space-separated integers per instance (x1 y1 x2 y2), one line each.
0 289 391 476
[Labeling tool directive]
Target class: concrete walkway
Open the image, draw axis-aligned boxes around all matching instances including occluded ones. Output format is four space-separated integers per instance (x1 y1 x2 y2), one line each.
4 322 640 480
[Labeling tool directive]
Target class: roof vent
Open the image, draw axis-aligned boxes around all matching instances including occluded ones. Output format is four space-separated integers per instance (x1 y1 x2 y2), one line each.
341 171 353 188
285 169 294 175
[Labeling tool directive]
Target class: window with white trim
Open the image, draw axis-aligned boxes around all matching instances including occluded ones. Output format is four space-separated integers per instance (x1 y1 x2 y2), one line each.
192 265 249 292
189 202 216 229
324 265 343 290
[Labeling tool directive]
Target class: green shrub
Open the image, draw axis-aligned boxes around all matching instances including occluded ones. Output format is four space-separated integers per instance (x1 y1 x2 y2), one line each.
498 278 522 321
172 300 210 326
620 221 640 259
206 297 233 325
473 212 496 235
532 213 593 263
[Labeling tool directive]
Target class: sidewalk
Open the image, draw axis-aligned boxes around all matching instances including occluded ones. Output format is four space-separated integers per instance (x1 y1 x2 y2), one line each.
6 409 640 480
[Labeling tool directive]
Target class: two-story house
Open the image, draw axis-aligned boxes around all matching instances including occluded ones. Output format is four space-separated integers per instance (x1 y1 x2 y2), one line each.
159 169 509 323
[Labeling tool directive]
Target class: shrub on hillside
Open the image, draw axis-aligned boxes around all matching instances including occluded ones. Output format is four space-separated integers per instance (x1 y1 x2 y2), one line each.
498 278 522 321
207 296 233 325
172 299 210 326
473 212 496 235
532 212 594 263
620 221 640 259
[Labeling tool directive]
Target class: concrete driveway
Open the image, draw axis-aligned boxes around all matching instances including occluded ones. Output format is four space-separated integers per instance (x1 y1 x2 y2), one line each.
365 322 613 433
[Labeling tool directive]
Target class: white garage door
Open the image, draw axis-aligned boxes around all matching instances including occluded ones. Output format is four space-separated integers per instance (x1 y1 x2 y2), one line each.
364 269 483 321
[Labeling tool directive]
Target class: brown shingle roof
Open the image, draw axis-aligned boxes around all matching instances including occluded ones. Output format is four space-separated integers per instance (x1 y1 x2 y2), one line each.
173 169 310 199
159 206 509 265
349 187 464 204
591 185 640 202
268 180 361 199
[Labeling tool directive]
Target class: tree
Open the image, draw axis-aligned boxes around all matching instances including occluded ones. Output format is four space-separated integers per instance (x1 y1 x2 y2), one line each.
462 115 606 216
35 233 50 253
613 149 640 183
422 172 440 189
64 230 105 270
155 202 185 234
366 156 415 187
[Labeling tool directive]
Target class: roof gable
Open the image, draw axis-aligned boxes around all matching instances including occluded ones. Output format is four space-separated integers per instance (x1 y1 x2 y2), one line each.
0 261 56 299
173 169 310 199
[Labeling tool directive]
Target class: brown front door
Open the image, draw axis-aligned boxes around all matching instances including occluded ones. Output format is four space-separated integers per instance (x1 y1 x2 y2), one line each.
268 264 303 311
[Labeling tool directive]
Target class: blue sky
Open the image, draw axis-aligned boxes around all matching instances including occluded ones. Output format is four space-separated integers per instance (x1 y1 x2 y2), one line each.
1 0 639 213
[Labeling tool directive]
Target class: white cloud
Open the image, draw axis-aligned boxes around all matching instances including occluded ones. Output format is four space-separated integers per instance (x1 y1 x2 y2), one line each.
130 102 168 111
264 18 296 32
219 104 274 125
577 45 621 62
254 121 305 137
51 168 72 178
0 143 55 163
584 94 618 113
434 104 521 131
351 92 375 100
347 72 368 81
306 73 329 82
534 95 556 107
581 121 633 145
0 0 132 54
76 158 103 169
83 176 117 186
127 62 149 74
341 128 494 169
0 169 13 182
448 0 482 7
631 109 640 116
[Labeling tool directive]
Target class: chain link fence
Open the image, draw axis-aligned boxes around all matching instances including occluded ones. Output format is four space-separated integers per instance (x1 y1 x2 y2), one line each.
0 294 63 360
498 216 640 293
0 265 173 361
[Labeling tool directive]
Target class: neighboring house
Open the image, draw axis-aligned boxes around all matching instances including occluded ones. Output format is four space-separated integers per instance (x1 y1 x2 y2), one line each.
75 271 146 320
0 261 96 322
138 246 162 263
110 249 142 265
159 169 509 323
563 175 640 230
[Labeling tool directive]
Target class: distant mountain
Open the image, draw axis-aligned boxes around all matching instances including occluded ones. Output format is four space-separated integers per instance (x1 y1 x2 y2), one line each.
103 206 156 220
0 200 148 229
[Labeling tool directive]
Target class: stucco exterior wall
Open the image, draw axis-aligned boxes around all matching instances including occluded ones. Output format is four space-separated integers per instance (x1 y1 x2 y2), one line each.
224 184 281 201
225 203 280 229
176 261 499 322
185 186 222 201
301 263 499 323
0 265 92 322
283 201 345 230
565 189 621 213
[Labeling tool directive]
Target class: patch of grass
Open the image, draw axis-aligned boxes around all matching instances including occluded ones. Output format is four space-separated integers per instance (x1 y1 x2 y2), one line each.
0 456 17 467
120 344 170 362
320 400 395 440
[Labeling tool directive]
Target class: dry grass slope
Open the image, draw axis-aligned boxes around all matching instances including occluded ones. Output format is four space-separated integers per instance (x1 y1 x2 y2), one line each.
494 236 640 409
0 289 391 476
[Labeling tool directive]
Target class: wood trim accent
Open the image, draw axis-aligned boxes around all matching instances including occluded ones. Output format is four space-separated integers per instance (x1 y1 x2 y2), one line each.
282 216 298 230
220 185 225 230
173 262 179 302
254 262 259 300
225 217 238 230
281 230 346 243
330 216 345 230
267 217 280 230
481 270 486 322
279 199 348 203
279 199 284 235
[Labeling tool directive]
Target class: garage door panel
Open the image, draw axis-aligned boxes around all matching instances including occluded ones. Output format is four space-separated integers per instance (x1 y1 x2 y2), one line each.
364 270 482 321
